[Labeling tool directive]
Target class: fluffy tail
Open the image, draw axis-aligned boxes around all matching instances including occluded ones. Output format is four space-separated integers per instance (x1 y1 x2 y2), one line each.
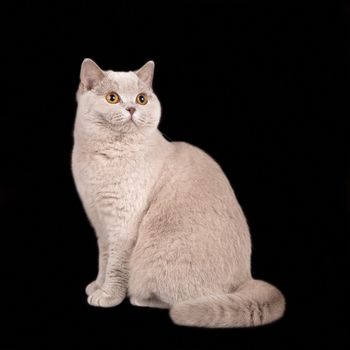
169 279 285 328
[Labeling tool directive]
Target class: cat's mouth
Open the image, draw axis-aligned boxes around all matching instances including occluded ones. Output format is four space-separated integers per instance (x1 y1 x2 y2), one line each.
127 116 139 127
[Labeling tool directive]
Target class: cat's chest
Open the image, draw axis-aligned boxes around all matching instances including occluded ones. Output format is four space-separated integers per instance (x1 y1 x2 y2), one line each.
74 151 150 200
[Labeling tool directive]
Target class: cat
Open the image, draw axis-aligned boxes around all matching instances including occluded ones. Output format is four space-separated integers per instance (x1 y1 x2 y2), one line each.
71 59 285 328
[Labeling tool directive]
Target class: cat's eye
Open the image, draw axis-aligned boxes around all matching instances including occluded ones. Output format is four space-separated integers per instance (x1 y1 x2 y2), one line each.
136 93 148 105
106 92 120 104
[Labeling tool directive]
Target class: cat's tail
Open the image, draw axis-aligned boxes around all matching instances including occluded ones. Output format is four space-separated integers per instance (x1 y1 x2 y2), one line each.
169 279 285 328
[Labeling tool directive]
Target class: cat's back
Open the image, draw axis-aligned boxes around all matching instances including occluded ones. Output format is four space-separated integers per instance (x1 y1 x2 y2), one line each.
161 141 233 196
171 141 217 168
147 139 247 234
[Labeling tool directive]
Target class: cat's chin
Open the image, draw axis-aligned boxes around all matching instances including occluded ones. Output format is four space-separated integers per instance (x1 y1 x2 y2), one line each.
93 113 154 137
109 121 146 137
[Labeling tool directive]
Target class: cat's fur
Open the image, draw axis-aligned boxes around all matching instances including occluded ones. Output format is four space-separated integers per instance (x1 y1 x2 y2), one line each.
71 59 285 328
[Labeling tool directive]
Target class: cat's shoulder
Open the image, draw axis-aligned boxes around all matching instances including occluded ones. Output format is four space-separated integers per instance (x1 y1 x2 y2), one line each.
170 141 219 168
172 141 211 157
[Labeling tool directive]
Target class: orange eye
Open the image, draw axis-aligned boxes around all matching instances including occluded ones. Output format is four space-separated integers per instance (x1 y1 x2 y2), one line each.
106 92 120 104
136 93 148 105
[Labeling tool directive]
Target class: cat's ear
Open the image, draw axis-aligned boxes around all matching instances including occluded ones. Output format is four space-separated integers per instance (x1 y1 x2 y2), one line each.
80 58 105 90
135 61 155 88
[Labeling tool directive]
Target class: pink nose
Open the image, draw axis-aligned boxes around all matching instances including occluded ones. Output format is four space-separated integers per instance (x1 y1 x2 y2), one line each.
126 107 136 116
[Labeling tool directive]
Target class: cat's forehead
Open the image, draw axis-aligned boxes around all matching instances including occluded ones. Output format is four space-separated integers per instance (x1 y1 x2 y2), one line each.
95 71 144 95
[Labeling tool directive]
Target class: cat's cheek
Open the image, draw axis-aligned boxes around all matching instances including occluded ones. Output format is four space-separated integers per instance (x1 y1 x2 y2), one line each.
95 102 112 114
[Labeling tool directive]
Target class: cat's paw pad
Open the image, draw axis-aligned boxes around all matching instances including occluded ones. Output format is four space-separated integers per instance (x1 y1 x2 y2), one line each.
87 288 124 308
85 281 100 296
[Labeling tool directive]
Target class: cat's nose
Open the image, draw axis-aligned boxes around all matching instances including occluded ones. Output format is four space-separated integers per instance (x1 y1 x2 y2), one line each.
126 107 136 116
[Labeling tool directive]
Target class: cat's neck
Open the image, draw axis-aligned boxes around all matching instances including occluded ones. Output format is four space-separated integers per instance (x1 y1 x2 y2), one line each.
74 127 171 159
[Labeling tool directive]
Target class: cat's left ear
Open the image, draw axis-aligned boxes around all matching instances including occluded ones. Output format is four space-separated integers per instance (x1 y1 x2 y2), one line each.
135 61 155 88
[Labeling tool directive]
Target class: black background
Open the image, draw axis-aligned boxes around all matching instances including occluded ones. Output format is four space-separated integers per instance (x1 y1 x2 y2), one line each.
2 3 348 348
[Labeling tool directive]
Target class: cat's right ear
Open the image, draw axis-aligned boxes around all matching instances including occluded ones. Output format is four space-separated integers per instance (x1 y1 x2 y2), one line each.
80 58 105 91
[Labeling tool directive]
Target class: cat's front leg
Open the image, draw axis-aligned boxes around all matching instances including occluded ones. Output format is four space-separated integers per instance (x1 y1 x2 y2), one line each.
86 238 109 295
87 237 132 307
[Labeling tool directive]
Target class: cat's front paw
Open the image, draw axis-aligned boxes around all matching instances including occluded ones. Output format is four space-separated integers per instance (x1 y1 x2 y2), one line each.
87 287 125 308
85 281 100 296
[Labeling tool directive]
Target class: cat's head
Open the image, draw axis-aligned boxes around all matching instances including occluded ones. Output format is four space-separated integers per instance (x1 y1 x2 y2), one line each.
77 59 161 137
